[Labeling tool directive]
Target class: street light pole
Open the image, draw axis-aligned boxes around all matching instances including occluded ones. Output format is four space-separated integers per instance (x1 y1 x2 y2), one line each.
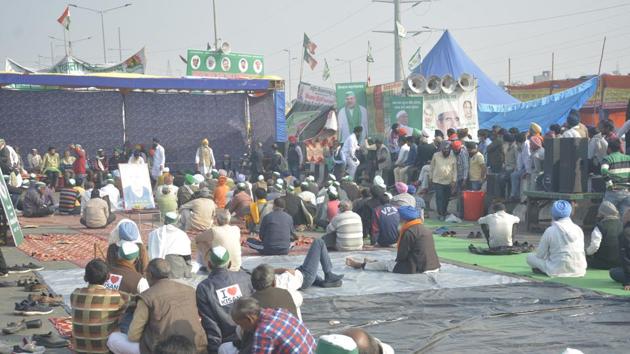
283 49 292 102
118 27 122 61
212 0 219 49
69 3 132 64
335 58 353 81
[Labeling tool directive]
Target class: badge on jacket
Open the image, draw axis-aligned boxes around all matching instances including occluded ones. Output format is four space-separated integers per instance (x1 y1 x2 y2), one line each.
104 273 123 290
216 284 243 306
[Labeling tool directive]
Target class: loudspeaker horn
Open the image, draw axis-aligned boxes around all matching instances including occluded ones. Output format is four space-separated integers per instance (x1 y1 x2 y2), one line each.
458 73 475 91
441 74 456 94
220 42 231 54
426 75 441 94
406 74 427 94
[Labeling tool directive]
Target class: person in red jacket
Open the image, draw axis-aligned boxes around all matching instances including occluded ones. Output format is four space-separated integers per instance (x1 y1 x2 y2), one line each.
71 144 87 183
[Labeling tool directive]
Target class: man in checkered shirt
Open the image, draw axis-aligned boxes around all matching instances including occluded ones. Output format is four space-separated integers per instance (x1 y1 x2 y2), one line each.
230 297 315 354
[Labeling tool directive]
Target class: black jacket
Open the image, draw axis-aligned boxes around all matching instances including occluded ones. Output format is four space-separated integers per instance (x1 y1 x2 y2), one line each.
195 268 253 353
394 222 441 274
620 224 630 285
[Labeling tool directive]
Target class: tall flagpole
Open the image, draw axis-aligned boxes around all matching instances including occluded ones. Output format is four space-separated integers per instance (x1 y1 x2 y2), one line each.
299 47 305 84
367 41 371 86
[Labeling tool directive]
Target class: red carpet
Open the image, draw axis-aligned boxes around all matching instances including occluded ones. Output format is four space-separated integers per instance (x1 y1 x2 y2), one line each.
18 234 109 268
49 316 73 338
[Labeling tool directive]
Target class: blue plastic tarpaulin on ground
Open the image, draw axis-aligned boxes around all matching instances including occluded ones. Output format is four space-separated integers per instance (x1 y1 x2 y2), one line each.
478 77 599 131
414 30 519 106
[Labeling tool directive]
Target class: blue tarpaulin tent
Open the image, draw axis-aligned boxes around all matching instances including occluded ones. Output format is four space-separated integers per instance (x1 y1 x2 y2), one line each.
416 31 598 131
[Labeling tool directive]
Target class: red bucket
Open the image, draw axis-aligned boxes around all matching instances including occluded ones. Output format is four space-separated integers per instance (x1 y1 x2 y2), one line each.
463 190 485 221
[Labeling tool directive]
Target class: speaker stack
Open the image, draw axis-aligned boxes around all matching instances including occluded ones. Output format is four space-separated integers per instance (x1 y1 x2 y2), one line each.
543 138 588 193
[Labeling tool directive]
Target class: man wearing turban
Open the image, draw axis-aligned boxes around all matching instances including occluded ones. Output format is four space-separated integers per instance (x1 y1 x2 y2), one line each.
195 138 215 176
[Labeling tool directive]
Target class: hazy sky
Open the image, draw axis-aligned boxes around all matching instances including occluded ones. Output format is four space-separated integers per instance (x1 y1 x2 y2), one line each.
1 0 628 99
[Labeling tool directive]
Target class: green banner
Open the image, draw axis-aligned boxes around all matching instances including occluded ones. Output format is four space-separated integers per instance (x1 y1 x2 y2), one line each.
366 81 404 139
335 82 368 142
186 50 264 78
384 96 423 136
0 167 24 246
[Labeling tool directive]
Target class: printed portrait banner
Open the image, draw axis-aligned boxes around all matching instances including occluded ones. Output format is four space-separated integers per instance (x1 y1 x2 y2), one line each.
422 89 479 138
119 163 155 210
187 49 264 78
335 82 368 142
384 96 423 137
0 167 24 246
366 81 404 138
296 82 336 106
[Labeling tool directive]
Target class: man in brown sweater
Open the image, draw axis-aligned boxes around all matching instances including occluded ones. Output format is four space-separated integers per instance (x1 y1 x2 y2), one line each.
346 205 440 274
178 189 216 232
107 259 207 354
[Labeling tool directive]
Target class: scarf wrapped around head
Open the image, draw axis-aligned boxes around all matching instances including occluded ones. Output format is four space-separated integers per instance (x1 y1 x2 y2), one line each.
598 201 619 220
395 182 408 194
530 123 542 135
398 206 419 221
551 200 572 220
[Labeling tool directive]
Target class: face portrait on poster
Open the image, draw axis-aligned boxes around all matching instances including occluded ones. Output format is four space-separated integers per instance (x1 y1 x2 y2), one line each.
422 89 478 137
119 163 155 210
335 82 368 142
384 96 423 138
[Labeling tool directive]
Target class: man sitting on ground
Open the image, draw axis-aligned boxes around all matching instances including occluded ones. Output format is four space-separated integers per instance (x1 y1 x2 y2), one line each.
154 335 195 354
228 182 252 219
346 206 440 274
586 201 622 269
109 241 149 294
148 212 192 278
58 178 82 215
477 203 521 248
108 259 208 354
371 193 400 247
72 259 129 354
156 185 178 222
391 182 415 208
100 177 121 212
246 198 297 255
250 264 300 319
230 297 316 353
197 209 242 272
22 182 54 217
178 188 216 232
81 189 116 229
322 200 363 251
316 328 394 354
196 246 253 354
526 200 587 277
610 209 630 290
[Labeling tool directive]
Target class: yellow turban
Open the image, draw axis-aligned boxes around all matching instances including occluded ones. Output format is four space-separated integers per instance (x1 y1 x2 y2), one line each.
201 139 209 146
530 123 542 135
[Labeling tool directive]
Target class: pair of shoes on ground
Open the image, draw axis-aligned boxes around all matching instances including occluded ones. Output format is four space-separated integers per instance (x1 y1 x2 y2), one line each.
18 278 47 293
441 231 457 237
6 263 44 274
14 300 53 316
27 293 63 307
313 273 344 288
2 319 42 334
467 231 482 239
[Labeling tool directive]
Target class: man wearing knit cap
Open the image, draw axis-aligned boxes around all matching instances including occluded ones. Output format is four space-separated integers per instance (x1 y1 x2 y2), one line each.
177 174 199 206
526 200 586 277
148 212 192 278
109 241 149 294
195 138 216 176
107 219 148 275
100 177 121 212
197 246 253 354
346 205 440 274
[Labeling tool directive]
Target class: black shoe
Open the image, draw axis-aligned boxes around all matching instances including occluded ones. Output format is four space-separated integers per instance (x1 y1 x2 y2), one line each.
475 231 482 239
467 232 475 239
32 332 70 348
14 301 53 316
318 279 343 288
7 265 31 274
22 263 44 272
324 272 344 283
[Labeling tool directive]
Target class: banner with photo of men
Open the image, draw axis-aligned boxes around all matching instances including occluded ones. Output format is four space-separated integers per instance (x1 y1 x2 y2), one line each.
422 89 478 138
384 96 424 137
335 82 368 142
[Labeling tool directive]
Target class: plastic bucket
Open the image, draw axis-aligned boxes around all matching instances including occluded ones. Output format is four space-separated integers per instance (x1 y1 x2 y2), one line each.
463 190 485 221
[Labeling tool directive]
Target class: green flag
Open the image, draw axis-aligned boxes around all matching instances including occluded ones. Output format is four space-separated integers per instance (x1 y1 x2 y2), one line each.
408 47 421 71
322 59 330 81
366 41 374 63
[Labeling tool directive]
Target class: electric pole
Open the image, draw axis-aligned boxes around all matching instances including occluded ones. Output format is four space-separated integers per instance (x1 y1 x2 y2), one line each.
373 0 436 81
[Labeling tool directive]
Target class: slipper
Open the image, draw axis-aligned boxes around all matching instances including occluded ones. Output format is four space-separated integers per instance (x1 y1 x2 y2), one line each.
435 226 449 234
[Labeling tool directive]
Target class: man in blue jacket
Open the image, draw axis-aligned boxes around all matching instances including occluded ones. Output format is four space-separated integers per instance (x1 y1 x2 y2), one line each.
196 246 253 354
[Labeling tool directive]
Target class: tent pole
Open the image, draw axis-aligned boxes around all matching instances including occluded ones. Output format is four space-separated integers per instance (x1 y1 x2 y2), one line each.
549 52 554 95
594 37 606 123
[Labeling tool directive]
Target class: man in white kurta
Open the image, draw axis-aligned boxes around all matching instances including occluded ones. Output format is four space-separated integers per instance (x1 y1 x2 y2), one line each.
147 212 192 278
343 127 362 180
526 200 587 277
195 139 215 176
151 138 165 181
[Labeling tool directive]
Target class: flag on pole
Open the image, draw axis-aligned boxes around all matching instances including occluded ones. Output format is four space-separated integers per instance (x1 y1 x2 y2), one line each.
366 41 374 63
322 59 330 81
396 21 406 38
408 47 422 71
304 49 318 70
302 33 318 70
57 6 71 30
303 33 317 55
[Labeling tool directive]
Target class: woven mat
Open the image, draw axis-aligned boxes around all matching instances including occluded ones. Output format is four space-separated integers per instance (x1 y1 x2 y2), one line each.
49 316 73 338
18 234 108 268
